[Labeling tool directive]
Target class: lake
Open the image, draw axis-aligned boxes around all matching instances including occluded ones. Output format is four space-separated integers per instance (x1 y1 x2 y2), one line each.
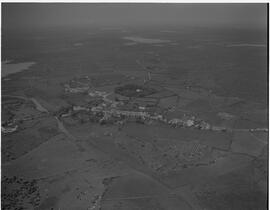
123 36 171 44
2 61 36 78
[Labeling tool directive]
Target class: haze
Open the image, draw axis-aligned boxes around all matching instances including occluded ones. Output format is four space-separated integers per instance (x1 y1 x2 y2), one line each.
2 3 267 30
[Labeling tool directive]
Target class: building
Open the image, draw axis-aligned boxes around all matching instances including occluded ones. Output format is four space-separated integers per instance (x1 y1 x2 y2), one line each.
2 125 18 134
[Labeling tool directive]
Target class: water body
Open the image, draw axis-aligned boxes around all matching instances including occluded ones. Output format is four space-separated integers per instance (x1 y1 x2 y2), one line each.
227 43 266 48
123 36 171 44
124 42 137 46
160 30 177 33
73 42 83 47
2 61 36 78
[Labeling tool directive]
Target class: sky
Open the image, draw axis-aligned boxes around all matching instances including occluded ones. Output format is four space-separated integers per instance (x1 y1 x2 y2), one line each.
2 3 267 30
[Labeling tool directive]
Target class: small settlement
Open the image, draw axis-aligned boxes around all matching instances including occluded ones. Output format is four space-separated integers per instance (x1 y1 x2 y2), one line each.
59 76 218 131
2 97 46 134
4 76 262 135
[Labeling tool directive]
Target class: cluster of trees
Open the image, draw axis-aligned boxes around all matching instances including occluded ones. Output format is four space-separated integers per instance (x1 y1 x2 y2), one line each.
115 84 156 98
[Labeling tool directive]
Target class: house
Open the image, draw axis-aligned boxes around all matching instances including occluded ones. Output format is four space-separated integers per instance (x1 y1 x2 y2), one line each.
2 125 18 134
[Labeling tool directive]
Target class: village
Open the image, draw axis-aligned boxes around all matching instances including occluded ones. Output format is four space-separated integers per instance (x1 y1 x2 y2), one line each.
3 74 268 137
3 73 263 137
1 96 48 134
58 75 227 132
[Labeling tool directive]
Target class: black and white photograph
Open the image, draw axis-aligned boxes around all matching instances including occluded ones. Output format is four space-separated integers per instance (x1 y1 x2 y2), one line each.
1 2 268 210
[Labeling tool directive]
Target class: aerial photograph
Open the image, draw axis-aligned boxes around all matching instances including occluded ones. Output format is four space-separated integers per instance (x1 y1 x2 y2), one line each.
1 3 268 210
